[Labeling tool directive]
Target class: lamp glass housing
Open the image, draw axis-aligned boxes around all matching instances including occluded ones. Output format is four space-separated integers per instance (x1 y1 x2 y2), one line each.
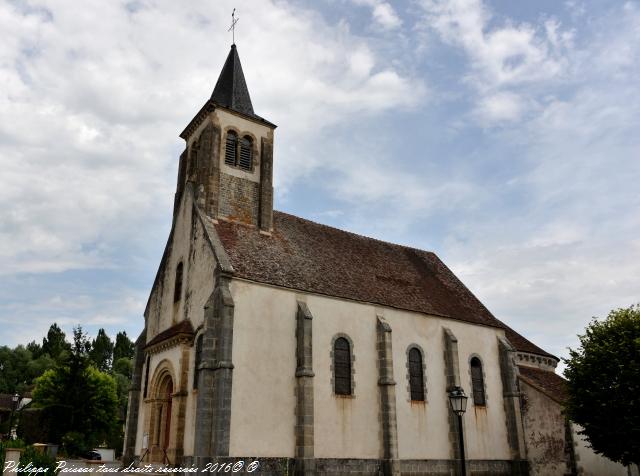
449 387 468 416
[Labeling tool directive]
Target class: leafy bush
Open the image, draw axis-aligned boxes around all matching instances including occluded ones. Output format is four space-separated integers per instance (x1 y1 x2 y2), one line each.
19 445 58 475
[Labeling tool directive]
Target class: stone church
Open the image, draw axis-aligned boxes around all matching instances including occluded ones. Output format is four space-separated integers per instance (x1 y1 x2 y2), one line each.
122 43 630 476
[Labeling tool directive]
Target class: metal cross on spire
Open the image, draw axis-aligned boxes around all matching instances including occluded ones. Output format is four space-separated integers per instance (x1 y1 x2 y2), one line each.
228 8 239 45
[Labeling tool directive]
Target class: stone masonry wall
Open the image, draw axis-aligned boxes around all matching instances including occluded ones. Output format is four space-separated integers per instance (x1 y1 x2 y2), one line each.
218 173 259 225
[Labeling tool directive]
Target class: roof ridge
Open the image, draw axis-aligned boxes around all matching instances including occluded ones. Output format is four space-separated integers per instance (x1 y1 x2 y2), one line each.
273 210 437 257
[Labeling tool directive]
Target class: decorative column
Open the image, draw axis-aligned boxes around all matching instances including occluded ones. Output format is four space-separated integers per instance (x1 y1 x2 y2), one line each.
295 301 315 476
498 336 529 475
122 329 146 465
377 316 400 476
443 328 466 476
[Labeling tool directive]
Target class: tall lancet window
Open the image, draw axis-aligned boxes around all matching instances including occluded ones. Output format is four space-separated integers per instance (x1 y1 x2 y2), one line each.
408 347 425 401
239 136 253 170
334 337 352 395
225 131 238 166
470 356 486 406
174 262 183 303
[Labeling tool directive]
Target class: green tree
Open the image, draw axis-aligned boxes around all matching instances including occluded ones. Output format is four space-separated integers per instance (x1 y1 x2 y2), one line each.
113 331 134 362
0 345 34 394
32 326 119 453
26 341 42 359
90 328 113 372
41 323 71 363
564 304 640 466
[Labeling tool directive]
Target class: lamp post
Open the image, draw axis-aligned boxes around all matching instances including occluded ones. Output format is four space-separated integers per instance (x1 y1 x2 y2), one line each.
448 386 468 476
9 393 19 440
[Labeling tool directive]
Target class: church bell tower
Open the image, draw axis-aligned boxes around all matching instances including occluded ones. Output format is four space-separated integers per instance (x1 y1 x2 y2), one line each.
175 44 276 232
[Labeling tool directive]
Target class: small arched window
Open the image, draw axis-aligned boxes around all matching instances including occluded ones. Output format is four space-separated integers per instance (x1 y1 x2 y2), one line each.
334 337 352 395
174 262 183 303
408 347 425 401
193 334 203 389
143 355 151 398
225 131 238 166
239 136 253 170
470 357 486 406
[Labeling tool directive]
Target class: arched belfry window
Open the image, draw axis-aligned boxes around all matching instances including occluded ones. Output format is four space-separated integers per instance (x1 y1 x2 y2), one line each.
225 131 238 166
239 136 253 170
470 356 486 406
174 262 183 303
408 347 425 401
334 337 352 395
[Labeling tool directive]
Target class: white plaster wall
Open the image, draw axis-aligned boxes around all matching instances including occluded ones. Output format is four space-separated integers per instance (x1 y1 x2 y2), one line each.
388 308 510 460
454 321 510 460
387 307 452 460
228 280 297 457
309 294 381 459
572 423 629 476
228 281 512 461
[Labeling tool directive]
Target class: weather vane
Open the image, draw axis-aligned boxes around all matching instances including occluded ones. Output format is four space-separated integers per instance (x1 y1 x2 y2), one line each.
229 8 239 45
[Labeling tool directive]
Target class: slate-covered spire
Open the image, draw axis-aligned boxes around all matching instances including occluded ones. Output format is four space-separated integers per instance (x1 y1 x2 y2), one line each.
211 44 255 116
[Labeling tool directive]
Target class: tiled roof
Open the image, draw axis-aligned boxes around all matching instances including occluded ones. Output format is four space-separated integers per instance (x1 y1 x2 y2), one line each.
145 319 194 348
519 366 568 403
215 211 503 328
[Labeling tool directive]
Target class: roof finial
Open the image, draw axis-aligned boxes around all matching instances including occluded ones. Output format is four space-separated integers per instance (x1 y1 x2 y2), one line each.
228 8 239 45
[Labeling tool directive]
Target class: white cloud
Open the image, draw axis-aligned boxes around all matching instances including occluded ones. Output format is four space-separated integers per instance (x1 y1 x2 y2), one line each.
0 0 423 275
419 0 574 123
352 0 402 30
474 91 527 122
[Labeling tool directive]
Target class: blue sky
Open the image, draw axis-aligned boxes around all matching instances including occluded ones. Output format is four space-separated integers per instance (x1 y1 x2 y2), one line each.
0 0 638 370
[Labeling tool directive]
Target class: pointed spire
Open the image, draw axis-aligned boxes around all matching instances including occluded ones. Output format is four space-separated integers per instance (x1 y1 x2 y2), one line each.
211 44 255 117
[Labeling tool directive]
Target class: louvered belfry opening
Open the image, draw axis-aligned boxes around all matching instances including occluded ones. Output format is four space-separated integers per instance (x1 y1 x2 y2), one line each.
334 337 352 395
239 136 253 170
225 131 238 166
470 357 486 405
409 347 425 401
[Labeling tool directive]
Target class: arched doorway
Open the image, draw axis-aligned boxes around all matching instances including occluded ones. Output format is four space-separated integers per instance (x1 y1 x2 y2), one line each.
148 371 174 464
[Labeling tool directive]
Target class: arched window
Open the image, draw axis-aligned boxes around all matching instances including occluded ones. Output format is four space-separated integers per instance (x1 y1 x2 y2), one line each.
239 136 253 170
143 355 151 398
334 337 352 395
408 347 425 401
470 357 486 406
174 262 183 303
225 131 238 166
193 334 203 389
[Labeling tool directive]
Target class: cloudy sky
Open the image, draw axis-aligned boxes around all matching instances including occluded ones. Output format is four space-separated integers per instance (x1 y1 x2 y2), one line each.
1 0 638 370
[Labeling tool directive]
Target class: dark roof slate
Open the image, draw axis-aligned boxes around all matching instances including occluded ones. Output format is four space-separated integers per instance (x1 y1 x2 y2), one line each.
215 211 502 328
519 366 568 403
211 45 255 117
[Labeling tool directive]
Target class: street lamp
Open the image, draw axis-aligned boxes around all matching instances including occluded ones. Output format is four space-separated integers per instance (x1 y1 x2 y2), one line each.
9 393 19 440
448 386 468 476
